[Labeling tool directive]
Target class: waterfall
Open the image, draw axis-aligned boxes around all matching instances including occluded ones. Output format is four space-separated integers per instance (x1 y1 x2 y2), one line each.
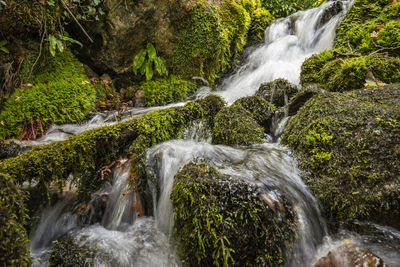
216 0 352 103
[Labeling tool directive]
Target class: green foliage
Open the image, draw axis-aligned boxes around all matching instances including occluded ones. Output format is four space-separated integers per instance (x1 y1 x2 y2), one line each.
212 105 265 146
301 54 400 91
171 162 297 266
260 0 315 18
0 50 96 139
282 85 400 229
173 0 270 83
139 75 196 107
48 34 82 57
133 43 168 81
231 95 275 128
335 0 400 55
0 173 30 266
0 40 9 53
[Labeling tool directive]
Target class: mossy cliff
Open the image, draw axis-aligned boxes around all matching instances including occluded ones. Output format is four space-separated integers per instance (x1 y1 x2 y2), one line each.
300 0 400 91
0 50 97 139
0 95 225 264
171 162 297 266
282 85 400 230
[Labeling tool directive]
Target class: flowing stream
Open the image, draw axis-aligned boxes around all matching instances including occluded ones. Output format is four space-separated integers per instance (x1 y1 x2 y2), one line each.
29 1 400 266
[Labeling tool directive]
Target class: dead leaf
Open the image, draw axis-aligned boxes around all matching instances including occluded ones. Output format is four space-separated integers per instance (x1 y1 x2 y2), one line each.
82 80 90 85
370 31 379 38
376 24 385 30
376 80 388 86
3 140 10 145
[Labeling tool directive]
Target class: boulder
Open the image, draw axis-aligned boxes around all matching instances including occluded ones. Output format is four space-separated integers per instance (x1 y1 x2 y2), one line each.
256 78 298 108
171 162 297 266
282 84 400 230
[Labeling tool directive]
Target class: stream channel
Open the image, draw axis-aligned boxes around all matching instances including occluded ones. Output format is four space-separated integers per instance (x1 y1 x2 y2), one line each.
28 1 400 266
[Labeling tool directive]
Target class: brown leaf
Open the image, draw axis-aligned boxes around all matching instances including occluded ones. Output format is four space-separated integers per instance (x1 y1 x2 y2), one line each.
376 80 388 86
376 24 385 30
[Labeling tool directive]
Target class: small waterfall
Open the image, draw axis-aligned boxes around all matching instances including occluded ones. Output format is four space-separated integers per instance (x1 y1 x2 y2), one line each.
217 0 352 103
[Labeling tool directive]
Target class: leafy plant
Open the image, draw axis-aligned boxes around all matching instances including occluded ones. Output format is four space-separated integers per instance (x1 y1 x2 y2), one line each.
0 40 9 54
132 43 168 81
48 34 83 56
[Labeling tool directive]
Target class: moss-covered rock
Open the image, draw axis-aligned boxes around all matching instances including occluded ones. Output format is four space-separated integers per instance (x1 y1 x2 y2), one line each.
48 236 100 267
0 173 30 266
139 75 196 107
171 162 297 266
301 54 400 92
282 85 400 230
232 95 275 129
212 105 264 146
0 50 97 139
256 78 298 107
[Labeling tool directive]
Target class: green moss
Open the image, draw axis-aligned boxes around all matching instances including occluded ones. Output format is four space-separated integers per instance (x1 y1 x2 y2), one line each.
212 105 264 146
282 85 400 230
172 0 270 83
171 162 297 266
0 50 97 139
139 75 196 107
232 95 275 129
256 78 298 107
0 173 30 266
248 8 272 40
302 54 400 91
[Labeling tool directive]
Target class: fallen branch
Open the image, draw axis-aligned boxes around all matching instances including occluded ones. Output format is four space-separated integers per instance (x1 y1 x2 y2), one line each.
370 40 400 56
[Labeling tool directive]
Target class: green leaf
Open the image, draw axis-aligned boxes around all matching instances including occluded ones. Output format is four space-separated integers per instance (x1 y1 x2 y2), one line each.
0 40 7 46
154 57 168 76
0 47 9 54
133 49 147 75
49 35 57 56
147 43 157 61
145 60 153 81
140 62 146 75
55 38 64 53
58 35 83 48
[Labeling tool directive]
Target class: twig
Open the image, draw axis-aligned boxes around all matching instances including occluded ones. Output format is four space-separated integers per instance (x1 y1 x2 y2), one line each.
28 4 46 82
369 40 400 56
60 0 94 43
346 33 353 53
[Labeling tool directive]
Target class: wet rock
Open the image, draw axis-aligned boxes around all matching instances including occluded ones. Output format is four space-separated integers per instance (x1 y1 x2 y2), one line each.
0 140 23 160
134 90 146 107
212 105 264 146
232 96 276 130
315 1 343 30
256 78 298 108
282 84 400 230
171 162 297 266
314 242 388 267
287 84 324 116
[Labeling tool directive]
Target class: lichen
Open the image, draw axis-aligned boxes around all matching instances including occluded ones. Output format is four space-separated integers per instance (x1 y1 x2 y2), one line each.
171 162 297 266
282 85 400 230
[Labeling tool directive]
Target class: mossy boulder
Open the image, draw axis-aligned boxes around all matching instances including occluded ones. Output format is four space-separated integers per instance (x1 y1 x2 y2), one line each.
0 50 97 139
212 105 264 146
139 75 196 107
301 54 400 92
256 78 298 107
171 162 297 266
282 85 400 230
0 173 30 266
49 235 100 267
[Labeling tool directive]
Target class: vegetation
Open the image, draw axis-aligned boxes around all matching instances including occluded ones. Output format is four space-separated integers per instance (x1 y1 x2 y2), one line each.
260 0 315 18
133 43 168 81
282 85 400 230
171 162 297 266
0 50 97 139
139 75 196 107
256 78 298 107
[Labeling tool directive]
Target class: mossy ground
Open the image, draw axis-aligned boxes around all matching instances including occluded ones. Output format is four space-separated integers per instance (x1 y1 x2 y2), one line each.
0 50 97 139
171 162 297 266
300 0 400 91
282 85 400 230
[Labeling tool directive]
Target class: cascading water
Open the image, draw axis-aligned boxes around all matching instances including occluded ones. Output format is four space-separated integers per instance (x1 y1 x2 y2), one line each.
217 0 352 103
29 1 400 266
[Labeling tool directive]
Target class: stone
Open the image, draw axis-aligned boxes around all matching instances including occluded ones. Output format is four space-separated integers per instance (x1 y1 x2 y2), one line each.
134 89 146 107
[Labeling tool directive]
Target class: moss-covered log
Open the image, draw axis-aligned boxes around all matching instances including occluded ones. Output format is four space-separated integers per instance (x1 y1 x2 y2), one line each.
282 85 400 230
171 162 297 266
